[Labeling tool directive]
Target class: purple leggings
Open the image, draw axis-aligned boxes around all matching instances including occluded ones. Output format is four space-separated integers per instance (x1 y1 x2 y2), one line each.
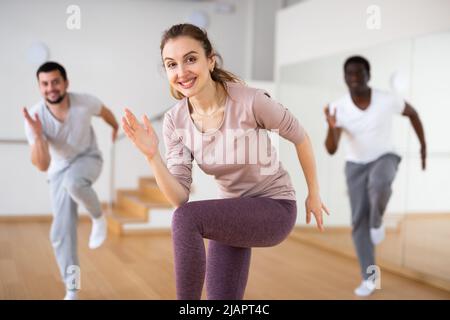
171 196 297 300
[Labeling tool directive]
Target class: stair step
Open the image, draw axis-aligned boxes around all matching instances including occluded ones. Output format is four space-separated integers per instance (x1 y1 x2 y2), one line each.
116 190 173 218
139 175 196 196
106 206 174 236
139 178 171 204
139 176 157 185
104 206 148 235
116 190 148 220
121 191 173 209
105 176 176 236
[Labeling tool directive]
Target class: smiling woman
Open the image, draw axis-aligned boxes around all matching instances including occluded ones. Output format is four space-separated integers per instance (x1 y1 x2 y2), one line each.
159 23 241 102
121 23 329 300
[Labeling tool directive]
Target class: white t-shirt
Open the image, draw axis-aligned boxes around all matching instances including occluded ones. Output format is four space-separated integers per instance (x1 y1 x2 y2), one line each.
24 92 103 177
329 89 405 163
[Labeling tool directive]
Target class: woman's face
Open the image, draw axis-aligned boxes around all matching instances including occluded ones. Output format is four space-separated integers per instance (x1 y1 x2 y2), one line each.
162 36 215 98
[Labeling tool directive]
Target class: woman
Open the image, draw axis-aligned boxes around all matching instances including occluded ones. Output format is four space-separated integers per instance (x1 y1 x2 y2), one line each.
122 23 329 300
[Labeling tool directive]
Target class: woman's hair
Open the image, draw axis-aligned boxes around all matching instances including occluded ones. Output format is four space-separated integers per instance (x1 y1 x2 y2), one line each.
160 23 242 100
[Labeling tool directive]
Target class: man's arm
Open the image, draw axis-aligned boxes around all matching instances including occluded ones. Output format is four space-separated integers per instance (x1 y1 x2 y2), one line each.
23 107 51 171
324 105 342 155
402 102 427 170
31 136 51 171
98 106 119 142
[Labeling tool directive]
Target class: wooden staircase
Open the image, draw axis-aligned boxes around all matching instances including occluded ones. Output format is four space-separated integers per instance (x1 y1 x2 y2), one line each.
105 176 174 236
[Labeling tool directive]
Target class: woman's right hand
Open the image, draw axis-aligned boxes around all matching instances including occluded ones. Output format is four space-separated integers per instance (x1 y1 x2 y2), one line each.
122 108 159 159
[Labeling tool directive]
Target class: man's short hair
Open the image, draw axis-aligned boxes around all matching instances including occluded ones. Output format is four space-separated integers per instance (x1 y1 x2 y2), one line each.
36 61 67 80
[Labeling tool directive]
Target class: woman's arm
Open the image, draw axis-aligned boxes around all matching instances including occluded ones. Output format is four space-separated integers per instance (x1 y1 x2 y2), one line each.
122 108 189 208
146 152 189 208
295 133 329 231
250 91 329 230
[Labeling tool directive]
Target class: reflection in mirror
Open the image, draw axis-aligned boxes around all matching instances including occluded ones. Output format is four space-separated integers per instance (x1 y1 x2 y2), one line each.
278 30 450 291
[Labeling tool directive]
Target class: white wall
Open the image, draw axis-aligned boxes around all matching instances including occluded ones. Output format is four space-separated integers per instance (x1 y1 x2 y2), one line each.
275 0 450 225
0 0 250 214
276 0 450 67
404 31 450 212
248 0 282 81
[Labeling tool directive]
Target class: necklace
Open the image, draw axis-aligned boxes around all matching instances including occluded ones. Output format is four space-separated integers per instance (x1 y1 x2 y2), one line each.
191 102 223 118
190 88 226 118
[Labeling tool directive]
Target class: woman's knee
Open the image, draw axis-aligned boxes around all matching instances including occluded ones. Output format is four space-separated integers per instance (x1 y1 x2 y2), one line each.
171 202 198 231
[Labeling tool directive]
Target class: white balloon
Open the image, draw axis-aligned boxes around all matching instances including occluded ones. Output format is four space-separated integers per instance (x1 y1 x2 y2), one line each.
390 70 409 96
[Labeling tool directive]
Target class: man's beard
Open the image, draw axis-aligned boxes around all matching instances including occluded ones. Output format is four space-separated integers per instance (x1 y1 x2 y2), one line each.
46 92 66 104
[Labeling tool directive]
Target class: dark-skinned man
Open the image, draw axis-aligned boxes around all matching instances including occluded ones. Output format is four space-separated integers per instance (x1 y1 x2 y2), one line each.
324 56 426 296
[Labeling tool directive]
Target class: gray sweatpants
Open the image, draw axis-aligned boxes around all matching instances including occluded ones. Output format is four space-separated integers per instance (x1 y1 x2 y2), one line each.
48 150 103 291
345 153 401 280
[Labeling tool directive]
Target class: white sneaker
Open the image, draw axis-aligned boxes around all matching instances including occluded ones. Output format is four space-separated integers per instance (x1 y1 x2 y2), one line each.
64 290 78 300
89 215 107 249
370 224 385 245
354 280 377 297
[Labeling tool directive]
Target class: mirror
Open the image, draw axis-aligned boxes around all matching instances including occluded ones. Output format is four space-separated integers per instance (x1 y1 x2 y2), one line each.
277 30 450 287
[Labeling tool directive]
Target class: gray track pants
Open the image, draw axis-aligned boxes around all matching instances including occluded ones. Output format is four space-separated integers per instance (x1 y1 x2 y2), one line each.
48 150 103 291
345 153 401 280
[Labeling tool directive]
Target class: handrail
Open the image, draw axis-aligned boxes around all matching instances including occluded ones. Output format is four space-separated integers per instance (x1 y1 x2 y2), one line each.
0 109 169 213
109 109 169 210
0 139 28 144
3 125 450 211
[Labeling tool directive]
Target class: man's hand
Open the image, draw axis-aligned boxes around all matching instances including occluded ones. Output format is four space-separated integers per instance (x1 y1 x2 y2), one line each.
23 107 51 171
420 145 427 170
324 105 337 129
112 125 119 142
23 107 43 138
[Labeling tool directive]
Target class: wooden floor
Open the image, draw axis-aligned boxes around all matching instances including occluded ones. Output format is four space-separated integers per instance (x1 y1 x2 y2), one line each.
0 221 449 300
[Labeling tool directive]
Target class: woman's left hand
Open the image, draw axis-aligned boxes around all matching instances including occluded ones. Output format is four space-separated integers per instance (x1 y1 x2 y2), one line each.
305 193 330 232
